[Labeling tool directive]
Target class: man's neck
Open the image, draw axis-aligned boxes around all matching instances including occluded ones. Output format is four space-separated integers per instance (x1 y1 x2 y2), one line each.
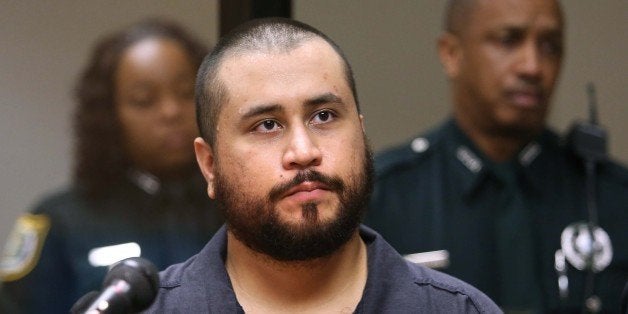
225 230 368 314
455 117 536 163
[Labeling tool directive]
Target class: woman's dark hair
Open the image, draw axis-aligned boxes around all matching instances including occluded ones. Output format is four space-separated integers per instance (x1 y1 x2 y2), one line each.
73 18 208 197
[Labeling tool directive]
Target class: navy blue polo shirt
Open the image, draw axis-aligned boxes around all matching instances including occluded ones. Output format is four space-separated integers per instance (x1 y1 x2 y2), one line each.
146 224 501 313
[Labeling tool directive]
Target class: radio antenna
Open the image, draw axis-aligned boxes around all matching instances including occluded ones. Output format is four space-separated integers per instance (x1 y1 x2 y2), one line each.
587 82 598 125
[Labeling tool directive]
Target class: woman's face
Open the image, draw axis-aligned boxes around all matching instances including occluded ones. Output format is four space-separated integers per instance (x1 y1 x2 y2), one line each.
114 38 199 178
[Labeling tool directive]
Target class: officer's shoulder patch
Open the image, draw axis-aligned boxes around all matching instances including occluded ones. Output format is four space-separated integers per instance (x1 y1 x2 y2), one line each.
0 214 51 281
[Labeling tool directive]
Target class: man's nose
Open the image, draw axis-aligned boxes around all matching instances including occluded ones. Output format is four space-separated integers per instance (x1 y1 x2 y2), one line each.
158 95 185 119
515 40 542 81
281 126 322 170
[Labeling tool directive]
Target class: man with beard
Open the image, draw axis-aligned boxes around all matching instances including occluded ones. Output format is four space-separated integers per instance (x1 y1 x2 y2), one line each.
366 0 628 312
144 18 500 313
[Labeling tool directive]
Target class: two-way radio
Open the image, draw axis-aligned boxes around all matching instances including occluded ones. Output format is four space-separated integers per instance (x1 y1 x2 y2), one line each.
557 83 614 313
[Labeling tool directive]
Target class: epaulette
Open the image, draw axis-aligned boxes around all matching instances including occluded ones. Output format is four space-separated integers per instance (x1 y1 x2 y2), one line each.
375 125 446 177
556 127 628 187
601 159 628 186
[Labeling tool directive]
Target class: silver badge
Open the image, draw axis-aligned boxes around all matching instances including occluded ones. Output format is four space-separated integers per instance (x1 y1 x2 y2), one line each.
560 222 613 272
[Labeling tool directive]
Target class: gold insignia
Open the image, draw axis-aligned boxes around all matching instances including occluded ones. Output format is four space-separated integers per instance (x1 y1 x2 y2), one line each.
0 214 51 281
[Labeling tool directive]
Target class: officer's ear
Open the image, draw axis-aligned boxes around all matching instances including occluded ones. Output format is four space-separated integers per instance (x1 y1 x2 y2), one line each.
194 137 216 199
359 114 365 133
438 32 462 79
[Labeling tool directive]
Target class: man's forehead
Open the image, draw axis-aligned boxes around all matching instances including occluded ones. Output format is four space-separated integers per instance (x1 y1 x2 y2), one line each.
470 0 562 32
218 38 340 72
212 38 352 117
216 39 346 95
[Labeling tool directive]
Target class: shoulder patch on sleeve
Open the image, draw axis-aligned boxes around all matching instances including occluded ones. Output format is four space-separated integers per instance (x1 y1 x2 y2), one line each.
0 214 51 282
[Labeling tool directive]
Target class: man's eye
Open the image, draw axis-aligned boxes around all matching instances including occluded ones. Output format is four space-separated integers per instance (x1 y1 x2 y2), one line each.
539 38 563 57
493 30 523 48
253 119 282 133
499 34 520 47
311 110 336 124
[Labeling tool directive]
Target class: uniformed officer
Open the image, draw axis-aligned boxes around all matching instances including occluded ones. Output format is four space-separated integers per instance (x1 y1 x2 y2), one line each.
0 19 224 313
365 0 628 313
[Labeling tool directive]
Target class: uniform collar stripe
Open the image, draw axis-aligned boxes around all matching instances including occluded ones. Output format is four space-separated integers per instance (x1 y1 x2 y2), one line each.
519 142 541 166
456 146 483 173
128 169 161 195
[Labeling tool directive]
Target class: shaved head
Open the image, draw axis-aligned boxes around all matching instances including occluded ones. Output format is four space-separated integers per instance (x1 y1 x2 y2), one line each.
443 0 477 35
444 0 563 37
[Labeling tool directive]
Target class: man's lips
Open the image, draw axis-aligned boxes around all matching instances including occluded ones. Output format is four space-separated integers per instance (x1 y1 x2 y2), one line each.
282 181 331 200
506 88 544 108
268 170 344 203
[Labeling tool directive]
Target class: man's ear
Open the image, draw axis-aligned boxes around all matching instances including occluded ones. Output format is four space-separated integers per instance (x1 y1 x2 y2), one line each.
437 32 462 78
194 137 216 199
359 114 365 133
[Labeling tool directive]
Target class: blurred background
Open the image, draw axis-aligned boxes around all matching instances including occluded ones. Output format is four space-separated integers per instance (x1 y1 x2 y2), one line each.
1 0 626 245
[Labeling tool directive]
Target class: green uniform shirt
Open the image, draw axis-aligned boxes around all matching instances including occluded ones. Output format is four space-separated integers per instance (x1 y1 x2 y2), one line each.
0 171 224 314
366 119 628 313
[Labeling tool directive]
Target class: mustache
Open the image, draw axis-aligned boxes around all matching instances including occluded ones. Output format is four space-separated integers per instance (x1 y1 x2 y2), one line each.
268 170 345 202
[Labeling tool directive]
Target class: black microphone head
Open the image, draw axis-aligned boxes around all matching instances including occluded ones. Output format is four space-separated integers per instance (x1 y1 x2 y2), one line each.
103 257 160 312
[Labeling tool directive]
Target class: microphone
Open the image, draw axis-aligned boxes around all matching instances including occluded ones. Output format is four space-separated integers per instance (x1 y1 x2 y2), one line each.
78 257 159 314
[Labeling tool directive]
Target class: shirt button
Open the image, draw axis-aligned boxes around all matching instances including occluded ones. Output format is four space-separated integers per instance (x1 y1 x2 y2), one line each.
411 137 429 153
585 295 601 313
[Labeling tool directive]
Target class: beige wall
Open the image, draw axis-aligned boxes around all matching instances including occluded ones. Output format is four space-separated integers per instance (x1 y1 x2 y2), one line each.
1 1 626 246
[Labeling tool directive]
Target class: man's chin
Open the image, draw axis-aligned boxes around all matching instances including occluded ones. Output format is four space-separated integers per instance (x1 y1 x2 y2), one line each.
492 114 545 138
275 217 338 236
275 200 341 221
506 121 544 138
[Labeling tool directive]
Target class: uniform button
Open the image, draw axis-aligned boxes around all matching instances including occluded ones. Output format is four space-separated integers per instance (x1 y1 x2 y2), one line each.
585 295 601 313
411 137 429 153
